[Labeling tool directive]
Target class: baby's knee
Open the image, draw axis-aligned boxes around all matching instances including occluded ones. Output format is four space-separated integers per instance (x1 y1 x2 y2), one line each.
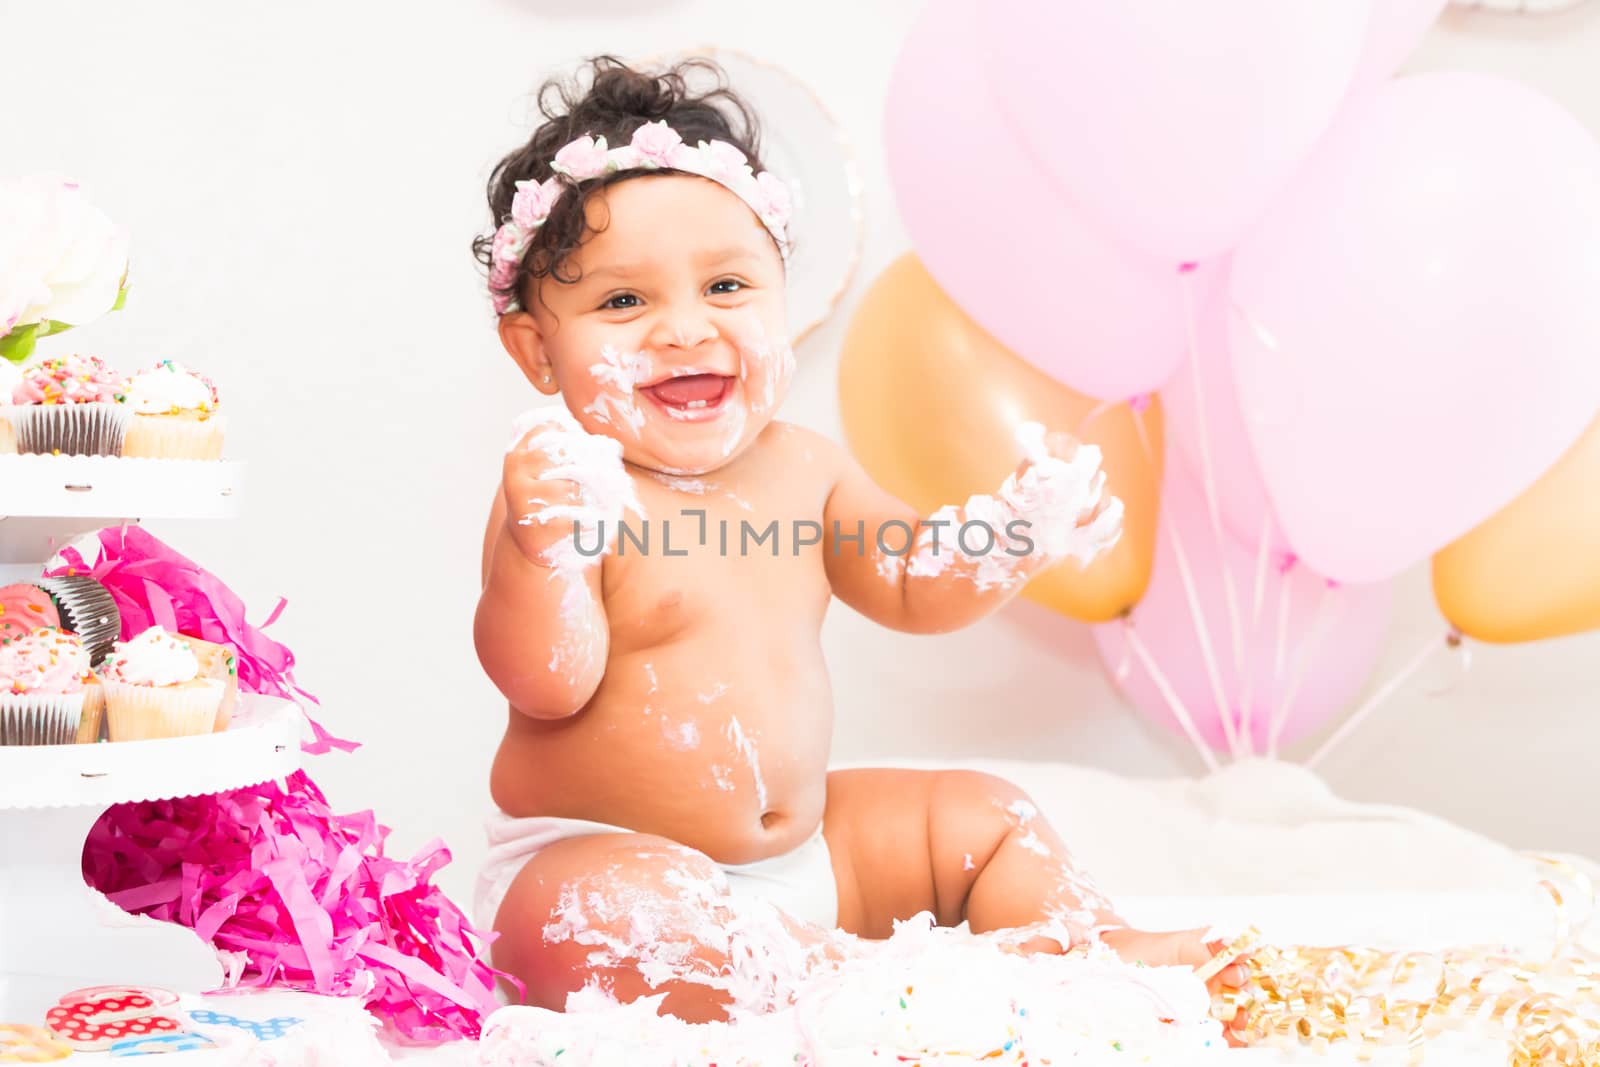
492 833 734 1016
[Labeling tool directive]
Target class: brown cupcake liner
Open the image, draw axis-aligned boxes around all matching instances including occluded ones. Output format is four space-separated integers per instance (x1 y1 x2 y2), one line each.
31 575 120 666
10 402 131 457
0 692 86 746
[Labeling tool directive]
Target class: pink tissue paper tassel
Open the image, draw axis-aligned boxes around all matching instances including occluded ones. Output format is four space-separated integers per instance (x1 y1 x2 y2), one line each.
48 526 507 1042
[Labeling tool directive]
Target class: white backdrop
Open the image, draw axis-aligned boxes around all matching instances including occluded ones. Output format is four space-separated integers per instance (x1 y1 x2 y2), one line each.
4 0 1599 910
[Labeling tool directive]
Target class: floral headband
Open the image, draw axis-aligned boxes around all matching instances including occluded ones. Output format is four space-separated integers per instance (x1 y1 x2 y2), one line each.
488 120 794 314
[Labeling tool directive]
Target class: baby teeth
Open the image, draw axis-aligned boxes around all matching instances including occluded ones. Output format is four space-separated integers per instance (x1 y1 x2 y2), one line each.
685 399 707 409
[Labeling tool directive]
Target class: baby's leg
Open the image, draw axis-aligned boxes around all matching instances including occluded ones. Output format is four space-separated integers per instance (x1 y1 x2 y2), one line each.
491 831 838 1022
823 768 1119 941
824 769 1248 992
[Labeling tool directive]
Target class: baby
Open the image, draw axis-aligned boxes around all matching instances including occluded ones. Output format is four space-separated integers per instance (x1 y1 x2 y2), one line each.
471 57 1247 1033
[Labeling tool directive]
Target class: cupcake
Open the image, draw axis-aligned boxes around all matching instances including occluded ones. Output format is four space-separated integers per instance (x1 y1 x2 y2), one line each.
8 353 131 456
0 583 62 643
30 575 121 665
186 636 240 731
120 360 224 460
79 675 106 743
0 627 92 746
0 357 21 453
99 626 224 741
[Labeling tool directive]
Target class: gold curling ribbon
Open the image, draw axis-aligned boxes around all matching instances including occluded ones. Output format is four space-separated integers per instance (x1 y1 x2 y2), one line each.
1199 856 1600 1065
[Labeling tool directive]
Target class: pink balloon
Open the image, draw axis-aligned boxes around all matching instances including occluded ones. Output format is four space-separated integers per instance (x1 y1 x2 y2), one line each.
1160 262 1292 561
1351 0 1447 92
1230 73 1600 583
1093 465 1392 754
884 0 1187 400
979 0 1371 264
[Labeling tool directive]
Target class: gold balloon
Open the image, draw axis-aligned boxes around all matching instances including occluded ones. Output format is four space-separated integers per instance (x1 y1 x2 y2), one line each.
1433 413 1600 644
837 253 1162 623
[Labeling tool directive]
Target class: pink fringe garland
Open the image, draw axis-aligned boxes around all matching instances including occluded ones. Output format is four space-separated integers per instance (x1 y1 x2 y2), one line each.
47 526 508 1042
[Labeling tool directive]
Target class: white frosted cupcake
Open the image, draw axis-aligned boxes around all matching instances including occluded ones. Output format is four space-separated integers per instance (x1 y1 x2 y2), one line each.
100 626 224 741
120 360 224 460
1 628 92 746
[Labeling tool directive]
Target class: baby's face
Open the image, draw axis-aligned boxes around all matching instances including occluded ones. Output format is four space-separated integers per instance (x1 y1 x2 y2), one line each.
523 174 793 476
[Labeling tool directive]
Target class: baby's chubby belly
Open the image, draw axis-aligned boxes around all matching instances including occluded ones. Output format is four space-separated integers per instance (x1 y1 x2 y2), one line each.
490 623 835 865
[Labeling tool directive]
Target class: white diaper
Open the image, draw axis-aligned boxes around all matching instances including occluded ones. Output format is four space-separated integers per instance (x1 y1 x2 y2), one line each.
473 811 840 935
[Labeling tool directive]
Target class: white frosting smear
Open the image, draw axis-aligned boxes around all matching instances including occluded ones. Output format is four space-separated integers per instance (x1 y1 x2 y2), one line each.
505 405 644 566
505 405 645 676
585 344 651 435
484 912 1224 1066
907 422 1123 591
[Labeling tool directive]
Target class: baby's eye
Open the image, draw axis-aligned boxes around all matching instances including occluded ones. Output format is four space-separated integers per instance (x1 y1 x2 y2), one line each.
709 279 745 295
602 293 639 310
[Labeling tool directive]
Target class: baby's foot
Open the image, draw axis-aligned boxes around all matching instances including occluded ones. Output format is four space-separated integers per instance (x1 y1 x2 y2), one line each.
1099 927 1250 1045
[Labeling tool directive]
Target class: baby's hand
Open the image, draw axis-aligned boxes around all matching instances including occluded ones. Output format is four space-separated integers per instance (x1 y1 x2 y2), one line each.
1005 422 1124 564
502 408 642 569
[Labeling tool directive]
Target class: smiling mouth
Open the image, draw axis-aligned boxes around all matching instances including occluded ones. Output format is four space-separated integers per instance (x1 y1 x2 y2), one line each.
641 373 735 421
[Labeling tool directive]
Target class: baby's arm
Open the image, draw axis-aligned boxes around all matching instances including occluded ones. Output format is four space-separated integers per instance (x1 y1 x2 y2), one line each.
820 422 1122 634
475 410 640 718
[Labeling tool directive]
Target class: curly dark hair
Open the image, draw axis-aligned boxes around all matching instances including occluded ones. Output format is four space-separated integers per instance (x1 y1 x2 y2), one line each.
473 55 770 316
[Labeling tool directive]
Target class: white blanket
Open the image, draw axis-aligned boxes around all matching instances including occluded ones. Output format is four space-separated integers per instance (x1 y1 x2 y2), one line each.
384 757 1590 1065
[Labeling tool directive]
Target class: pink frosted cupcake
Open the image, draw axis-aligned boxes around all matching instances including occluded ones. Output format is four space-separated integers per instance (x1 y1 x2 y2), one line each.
120 360 225 460
100 626 225 741
0 583 61 643
1 627 92 746
8 353 132 456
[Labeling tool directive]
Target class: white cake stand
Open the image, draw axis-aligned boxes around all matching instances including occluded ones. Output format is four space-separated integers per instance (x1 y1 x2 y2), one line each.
0 454 300 1024
0 454 243 579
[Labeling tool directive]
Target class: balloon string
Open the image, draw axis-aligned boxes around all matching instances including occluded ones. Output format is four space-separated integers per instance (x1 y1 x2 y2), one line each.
1267 566 1294 759
1305 630 1455 769
1251 512 1272 628
1269 582 1343 756
1178 266 1251 757
1161 492 1246 760
1236 516 1273 756
1122 618 1222 774
1075 398 1117 439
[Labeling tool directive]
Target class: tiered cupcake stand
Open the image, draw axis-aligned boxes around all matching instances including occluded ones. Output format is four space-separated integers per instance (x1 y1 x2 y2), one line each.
0 455 305 1022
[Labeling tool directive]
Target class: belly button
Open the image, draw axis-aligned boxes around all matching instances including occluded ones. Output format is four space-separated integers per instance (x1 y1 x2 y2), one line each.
761 811 781 830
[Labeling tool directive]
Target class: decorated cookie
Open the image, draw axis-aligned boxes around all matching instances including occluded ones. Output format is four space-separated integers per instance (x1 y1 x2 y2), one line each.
186 1009 303 1041
0 1023 72 1062
45 991 181 1050
58 985 179 1010
111 1031 221 1056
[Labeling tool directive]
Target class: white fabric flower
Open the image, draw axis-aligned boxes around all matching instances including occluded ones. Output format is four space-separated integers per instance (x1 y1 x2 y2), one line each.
0 175 130 337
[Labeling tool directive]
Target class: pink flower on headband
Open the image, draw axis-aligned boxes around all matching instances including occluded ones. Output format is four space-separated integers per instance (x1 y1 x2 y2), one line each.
756 172 793 228
698 140 753 182
631 121 683 168
485 125 792 316
550 135 611 180
489 262 517 316
511 178 559 229
491 223 525 265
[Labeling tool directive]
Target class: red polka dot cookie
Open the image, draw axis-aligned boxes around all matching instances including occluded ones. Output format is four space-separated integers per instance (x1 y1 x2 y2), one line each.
59 985 179 1010
0 1023 71 1063
44 990 180 1051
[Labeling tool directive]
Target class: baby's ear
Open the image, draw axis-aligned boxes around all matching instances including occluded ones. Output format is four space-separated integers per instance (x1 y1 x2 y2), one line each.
498 311 558 396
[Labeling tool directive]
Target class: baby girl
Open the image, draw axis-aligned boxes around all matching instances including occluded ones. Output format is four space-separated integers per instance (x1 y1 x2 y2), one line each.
471 56 1247 1032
